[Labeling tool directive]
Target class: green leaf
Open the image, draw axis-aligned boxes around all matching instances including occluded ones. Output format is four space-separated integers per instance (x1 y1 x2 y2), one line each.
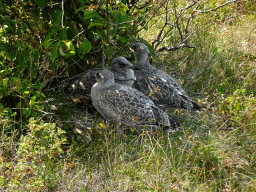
43 39 55 49
23 91 30 97
84 11 100 20
10 46 18 61
78 38 91 58
75 5 88 14
67 51 76 57
29 96 37 106
40 29 58 48
59 28 67 41
2 77 9 88
213 47 218 54
51 42 60 62
67 42 76 57
119 2 129 16
53 10 62 25
36 0 47 7
33 83 43 90
138 17 147 30
88 23 103 29
72 27 79 38
227 97 233 102
25 106 31 118
11 77 19 84
117 35 126 43
0 70 5 75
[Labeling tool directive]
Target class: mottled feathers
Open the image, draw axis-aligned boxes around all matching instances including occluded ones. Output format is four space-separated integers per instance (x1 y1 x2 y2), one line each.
132 43 206 111
91 70 179 130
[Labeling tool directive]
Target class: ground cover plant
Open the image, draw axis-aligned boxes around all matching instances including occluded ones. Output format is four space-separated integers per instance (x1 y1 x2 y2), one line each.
1 0 256 191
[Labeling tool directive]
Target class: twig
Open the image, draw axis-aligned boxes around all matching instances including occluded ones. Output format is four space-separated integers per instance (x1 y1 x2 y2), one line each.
131 0 168 34
156 43 195 52
196 0 238 13
152 2 169 48
132 0 153 9
73 29 86 39
102 45 105 69
61 0 64 28
153 0 198 49
185 3 200 36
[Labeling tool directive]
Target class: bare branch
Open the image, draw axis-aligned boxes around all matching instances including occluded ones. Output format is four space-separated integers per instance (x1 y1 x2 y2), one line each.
132 0 153 10
153 0 199 50
196 0 238 13
156 43 195 52
61 0 64 28
152 2 169 48
185 3 200 35
131 0 169 34
173 0 184 41
149 0 238 52
102 45 105 68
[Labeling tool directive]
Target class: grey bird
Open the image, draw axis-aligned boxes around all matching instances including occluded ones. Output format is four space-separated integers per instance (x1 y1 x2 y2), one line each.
109 56 136 87
61 57 136 99
91 69 179 132
131 43 206 111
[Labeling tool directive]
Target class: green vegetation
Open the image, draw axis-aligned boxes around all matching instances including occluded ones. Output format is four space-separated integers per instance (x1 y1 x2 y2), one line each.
1 0 256 191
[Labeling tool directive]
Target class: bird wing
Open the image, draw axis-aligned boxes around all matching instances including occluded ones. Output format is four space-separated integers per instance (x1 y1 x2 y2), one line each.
99 86 157 125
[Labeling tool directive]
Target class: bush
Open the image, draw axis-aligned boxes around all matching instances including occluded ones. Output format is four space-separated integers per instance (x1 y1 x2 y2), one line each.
1 118 66 190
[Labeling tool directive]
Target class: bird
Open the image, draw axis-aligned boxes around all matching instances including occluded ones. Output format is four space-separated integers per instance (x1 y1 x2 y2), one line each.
91 69 179 132
109 56 136 87
60 57 136 100
131 43 206 111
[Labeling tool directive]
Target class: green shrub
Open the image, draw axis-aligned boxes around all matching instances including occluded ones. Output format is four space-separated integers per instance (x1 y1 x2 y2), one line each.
216 89 256 131
1 118 66 190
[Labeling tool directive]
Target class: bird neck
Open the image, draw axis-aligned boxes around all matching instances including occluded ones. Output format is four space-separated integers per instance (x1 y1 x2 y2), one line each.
135 53 149 62
103 80 114 88
135 54 151 67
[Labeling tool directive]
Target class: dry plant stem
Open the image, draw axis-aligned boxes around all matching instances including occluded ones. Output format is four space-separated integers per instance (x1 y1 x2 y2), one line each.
61 0 64 28
102 45 105 69
153 0 198 49
132 0 153 10
196 0 238 13
156 43 195 52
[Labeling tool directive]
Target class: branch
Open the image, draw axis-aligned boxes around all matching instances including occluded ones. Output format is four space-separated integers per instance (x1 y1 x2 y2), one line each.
61 0 64 28
185 3 200 35
156 43 195 52
102 45 105 68
132 0 153 10
196 0 238 13
152 2 169 48
153 0 198 49
130 0 168 34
